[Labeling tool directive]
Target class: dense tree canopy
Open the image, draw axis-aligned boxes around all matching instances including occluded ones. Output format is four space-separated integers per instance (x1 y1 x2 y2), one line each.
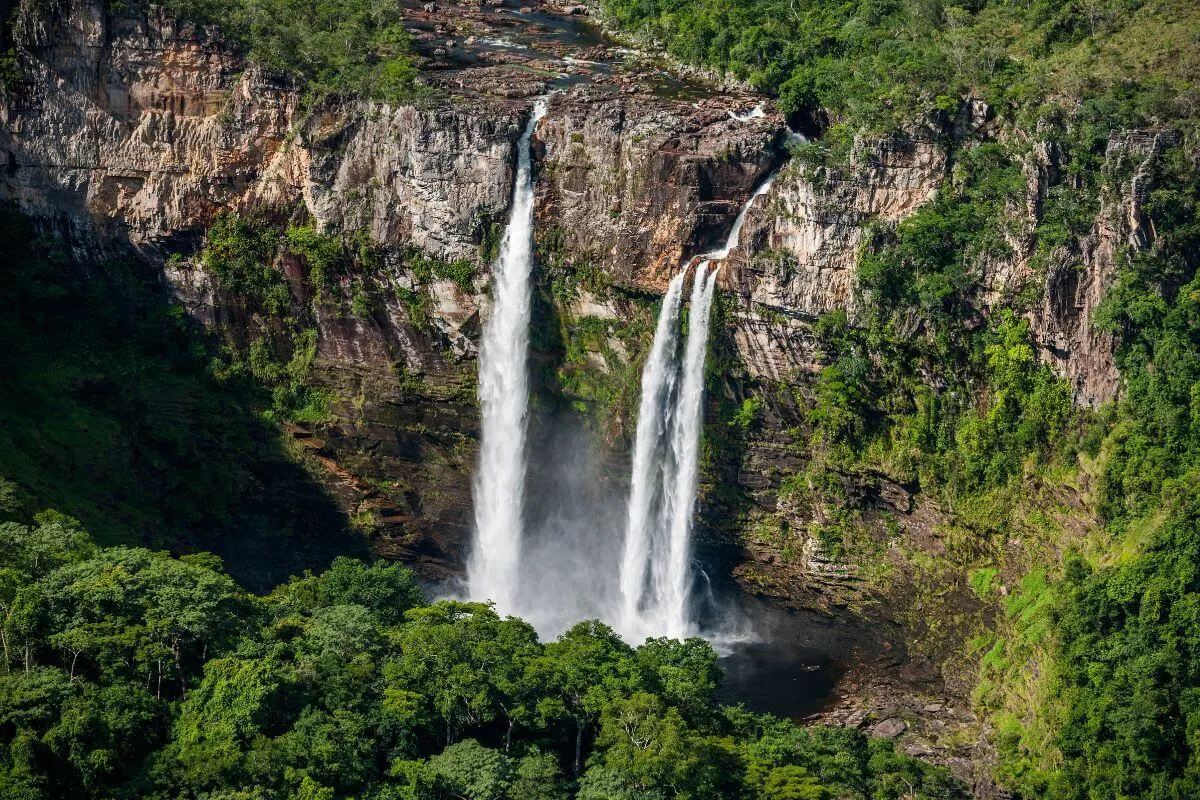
598 0 1198 132
0 505 965 800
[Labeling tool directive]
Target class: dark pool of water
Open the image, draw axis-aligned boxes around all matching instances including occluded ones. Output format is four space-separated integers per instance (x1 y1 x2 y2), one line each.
716 638 844 721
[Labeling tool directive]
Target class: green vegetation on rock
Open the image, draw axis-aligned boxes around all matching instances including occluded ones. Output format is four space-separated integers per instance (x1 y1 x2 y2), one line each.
0 204 355 585
133 0 421 103
598 0 1198 132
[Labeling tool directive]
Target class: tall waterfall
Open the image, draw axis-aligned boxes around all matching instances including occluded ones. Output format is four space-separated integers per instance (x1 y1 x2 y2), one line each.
468 98 548 613
661 264 719 637
619 272 687 636
619 167 779 641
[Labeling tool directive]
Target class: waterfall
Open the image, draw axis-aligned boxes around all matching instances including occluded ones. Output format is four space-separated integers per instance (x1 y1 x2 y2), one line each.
727 102 766 122
619 165 779 641
662 263 719 638
619 272 687 636
467 98 548 614
703 171 778 260
619 264 720 641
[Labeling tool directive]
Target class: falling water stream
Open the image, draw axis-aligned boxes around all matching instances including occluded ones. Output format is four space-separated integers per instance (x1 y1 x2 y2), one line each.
619 272 687 635
661 264 719 638
467 98 549 614
467 96 801 653
617 163 783 641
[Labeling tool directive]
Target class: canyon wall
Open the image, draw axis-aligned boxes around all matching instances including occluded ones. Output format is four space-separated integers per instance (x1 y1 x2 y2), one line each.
1 0 1173 586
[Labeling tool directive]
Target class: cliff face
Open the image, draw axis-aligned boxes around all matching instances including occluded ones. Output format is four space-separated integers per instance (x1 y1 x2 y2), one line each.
1 0 790 574
3 0 1171 570
1019 130 1180 406
535 97 781 286
2 0 525 260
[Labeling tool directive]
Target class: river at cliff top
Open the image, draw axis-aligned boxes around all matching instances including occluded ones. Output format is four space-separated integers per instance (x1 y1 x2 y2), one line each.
402 0 722 102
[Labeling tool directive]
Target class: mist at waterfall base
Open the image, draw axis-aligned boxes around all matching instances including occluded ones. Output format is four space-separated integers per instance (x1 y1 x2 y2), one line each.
458 105 837 716
468 264 738 644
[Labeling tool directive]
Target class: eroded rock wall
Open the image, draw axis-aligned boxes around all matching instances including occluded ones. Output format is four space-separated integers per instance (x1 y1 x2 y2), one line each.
1 0 786 574
2 0 1172 584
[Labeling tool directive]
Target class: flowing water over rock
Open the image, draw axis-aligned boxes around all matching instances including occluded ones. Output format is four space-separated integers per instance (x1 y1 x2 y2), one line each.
617 160 791 641
467 98 548 614
664 266 719 634
617 265 720 641
619 272 687 636
468 143 782 644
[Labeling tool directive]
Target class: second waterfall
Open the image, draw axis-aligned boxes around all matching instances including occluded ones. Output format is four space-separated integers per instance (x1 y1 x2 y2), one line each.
468 98 548 614
618 263 720 641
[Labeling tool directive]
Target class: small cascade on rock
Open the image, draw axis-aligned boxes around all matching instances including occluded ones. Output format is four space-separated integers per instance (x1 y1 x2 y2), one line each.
619 164 781 642
728 102 766 122
467 98 548 614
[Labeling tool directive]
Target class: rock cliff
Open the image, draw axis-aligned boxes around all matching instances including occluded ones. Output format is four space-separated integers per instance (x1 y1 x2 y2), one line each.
2 0 1168 580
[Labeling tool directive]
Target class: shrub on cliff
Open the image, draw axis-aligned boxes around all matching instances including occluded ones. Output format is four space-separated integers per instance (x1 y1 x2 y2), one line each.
120 0 421 103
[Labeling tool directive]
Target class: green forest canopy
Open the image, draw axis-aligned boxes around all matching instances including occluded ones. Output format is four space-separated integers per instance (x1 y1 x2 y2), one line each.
0 505 965 800
598 0 1199 131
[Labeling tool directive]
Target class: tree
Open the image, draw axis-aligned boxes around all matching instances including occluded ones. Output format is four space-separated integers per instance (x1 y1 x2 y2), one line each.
758 766 830 800
510 749 569 800
635 637 721 725
529 620 639 777
270 557 424 628
427 739 512 800
171 656 293 789
43 679 162 793
592 692 739 799
39 548 251 691
387 602 540 746
0 512 95 579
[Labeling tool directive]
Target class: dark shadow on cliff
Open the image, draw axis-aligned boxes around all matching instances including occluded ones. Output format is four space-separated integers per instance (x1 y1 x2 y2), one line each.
0 205 362 590
695 290 759 568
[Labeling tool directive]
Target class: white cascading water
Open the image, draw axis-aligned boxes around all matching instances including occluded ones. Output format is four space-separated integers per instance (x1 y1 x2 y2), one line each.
618 272 687 636
467 98 549 614
660 263 719 638
728 102 766 122
619 165 780 642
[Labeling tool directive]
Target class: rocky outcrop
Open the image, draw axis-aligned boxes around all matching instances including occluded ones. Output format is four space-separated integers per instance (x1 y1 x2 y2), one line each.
1 0 526 262
536 96 782 286
722 131 948 380
1020 130 1181 406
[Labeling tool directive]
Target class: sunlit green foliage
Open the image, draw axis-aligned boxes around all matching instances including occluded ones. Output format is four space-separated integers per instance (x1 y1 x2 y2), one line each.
599 0 1198 131
0 511 965 800
130 0 421 104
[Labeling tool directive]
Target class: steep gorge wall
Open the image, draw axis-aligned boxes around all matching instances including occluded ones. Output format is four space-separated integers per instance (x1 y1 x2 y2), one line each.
0 0 788 574
3 0 1172 577
4 0 1172 584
